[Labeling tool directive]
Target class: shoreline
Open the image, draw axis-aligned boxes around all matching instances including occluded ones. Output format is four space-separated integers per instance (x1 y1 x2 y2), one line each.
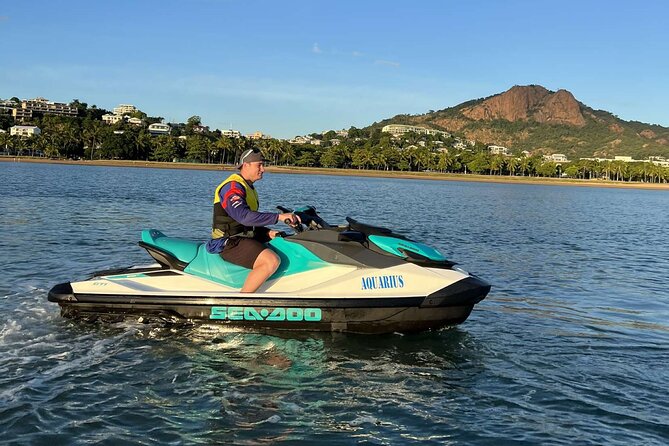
2 156 669 190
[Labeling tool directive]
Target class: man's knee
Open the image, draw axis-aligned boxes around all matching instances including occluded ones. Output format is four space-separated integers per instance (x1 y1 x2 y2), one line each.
255 249 280 273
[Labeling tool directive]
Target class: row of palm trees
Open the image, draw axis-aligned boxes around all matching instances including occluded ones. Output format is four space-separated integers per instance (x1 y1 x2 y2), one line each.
2 118 668 183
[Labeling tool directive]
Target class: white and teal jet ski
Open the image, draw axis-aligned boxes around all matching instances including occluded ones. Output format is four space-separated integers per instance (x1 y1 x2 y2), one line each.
48 206 490 334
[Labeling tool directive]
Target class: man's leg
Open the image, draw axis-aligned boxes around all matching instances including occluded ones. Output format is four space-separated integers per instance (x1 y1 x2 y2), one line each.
240 248 280 293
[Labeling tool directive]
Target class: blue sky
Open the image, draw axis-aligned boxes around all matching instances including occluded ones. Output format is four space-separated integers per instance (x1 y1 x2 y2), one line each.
1 0 667 138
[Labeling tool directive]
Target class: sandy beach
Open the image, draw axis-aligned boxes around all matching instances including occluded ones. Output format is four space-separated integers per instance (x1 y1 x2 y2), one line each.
2 156 668 190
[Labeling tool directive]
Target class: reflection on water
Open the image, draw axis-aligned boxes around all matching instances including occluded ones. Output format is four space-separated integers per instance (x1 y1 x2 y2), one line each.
1 163 669 445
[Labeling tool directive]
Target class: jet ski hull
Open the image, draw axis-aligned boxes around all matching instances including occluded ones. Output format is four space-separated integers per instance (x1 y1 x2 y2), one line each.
48 275 490 334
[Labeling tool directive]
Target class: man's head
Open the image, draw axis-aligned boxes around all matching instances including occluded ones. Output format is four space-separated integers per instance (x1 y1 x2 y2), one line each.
238 148 266 183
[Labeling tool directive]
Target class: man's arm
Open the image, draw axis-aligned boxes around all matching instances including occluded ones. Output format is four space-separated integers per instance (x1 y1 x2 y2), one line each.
220 182 279 227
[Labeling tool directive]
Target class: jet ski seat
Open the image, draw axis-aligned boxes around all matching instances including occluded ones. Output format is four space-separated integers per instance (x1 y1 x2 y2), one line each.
140 229 201 266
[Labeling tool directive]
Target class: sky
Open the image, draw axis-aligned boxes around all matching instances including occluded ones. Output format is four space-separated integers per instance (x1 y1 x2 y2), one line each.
1 0 668 138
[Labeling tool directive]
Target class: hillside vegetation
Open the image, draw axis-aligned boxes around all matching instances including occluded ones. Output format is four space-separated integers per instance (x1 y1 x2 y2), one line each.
373 85 669 160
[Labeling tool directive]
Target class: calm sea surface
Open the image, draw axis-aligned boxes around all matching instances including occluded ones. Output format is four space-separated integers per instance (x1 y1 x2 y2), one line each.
1 162 668 445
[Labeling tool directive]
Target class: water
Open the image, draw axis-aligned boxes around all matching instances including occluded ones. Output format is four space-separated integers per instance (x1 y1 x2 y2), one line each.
1 162 668 445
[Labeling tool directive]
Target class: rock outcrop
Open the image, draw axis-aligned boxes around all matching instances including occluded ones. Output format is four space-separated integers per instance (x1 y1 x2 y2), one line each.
461 85 586 127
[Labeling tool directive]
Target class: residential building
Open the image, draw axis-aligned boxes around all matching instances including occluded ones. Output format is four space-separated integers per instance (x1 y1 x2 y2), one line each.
127 117 144 126
0 100 15 114
148 123 171 135
193 124 210 134
102 114 123 125
488 145 510 156
382 124 450 137
11 98 78 122
10 125 41 137
113 104 138 115
545 153 568 163
289 135 320 145
221 129 241 138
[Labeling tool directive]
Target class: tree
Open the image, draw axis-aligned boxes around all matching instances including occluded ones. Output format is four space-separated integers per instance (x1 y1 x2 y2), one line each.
536 161 558 177
216 136 235 164
468 152 490 174
507 157 519 176
0 131 10 154
320 146 345 168
83 120 106 160
135 130 154 160
151 136 177 161
186 135 210 162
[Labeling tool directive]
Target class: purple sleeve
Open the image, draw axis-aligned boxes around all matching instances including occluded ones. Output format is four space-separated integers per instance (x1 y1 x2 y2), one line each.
219 182 279 227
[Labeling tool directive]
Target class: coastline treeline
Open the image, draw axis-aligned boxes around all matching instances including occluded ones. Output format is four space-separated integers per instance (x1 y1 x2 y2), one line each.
1 102 668 183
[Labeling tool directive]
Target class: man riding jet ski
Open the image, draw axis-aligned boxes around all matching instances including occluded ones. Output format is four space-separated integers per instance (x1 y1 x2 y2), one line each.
48 205 490 334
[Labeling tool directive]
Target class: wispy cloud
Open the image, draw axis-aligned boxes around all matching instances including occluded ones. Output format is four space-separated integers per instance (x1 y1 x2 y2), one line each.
0 16 9 21
375 59 400 68
311 43 398 67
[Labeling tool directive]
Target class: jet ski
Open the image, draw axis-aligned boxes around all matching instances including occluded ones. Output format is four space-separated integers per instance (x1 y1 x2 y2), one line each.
48 206 490 334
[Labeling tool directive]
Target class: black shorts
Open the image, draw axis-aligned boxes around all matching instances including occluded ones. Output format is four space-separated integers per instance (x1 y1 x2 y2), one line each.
220 230 271 269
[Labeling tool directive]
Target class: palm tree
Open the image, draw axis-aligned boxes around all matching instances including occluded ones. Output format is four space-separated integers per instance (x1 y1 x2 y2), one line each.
279 142 296 166
151 135 177 161
489 154 505 175
0 131 11 154
507 157 519 176
216 136 235 164
83 121 105 160
14 135 27 156
31 133 49 157
519 156 531 176
135 130 154 161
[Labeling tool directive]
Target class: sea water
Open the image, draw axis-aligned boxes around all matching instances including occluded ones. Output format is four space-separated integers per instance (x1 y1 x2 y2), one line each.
1 162 668 445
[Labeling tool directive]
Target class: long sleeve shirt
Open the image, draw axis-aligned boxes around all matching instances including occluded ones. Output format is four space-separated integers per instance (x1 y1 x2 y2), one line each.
205 181 278 253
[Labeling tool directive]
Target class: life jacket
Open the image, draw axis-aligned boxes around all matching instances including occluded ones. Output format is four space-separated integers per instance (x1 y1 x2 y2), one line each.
211 173 259 239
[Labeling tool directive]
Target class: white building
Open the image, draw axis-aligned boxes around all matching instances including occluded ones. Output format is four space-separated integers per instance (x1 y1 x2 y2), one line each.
148 123 171 135
102 114 123 125
113 104 138 115
127 117 144 126
10 125 41 137
221 129 241 138
382 124 450 137
488 145 510 156
9 97 77 121
545 153 568 163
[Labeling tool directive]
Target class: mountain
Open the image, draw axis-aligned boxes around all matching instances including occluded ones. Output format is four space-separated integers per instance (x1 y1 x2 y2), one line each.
375 85 669 159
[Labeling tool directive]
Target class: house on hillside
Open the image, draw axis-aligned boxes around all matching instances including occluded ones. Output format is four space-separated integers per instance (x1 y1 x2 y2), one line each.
148 123 171 135
10 125 41 137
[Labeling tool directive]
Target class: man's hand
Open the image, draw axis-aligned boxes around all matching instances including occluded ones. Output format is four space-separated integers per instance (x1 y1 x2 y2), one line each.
268 230 281 239
279 213 301 225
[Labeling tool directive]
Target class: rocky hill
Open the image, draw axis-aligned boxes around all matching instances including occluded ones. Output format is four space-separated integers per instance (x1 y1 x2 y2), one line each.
376 85 669 159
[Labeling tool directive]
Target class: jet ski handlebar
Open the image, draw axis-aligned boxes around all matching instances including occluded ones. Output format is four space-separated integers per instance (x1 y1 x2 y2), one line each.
277 205 331 231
